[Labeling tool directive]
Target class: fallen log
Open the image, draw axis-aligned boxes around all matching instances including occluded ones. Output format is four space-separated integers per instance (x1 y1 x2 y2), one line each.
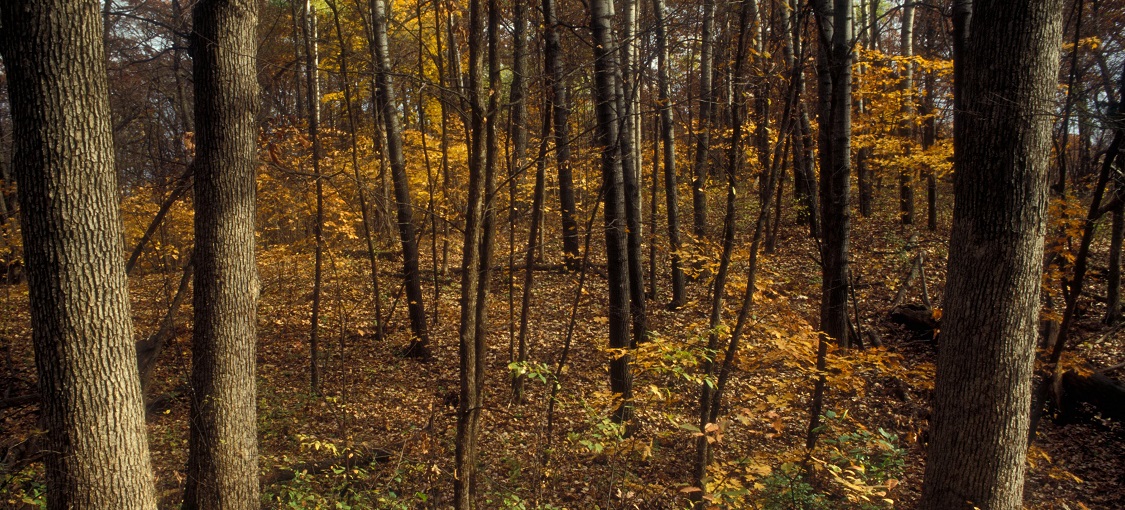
260 447 394 486
889 303 939 341
1053 369 1125 423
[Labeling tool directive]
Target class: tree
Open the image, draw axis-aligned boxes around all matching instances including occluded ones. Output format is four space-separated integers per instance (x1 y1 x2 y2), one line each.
652 0 685 307
691 0 716 239
919 0 1063 507
897 1 916 226
370 0 431 358
542 0 580 269
590 0 635 422
182 0 261 507
301 0 326 389
454 0 495 504
815 0 854 349
0 0 158 507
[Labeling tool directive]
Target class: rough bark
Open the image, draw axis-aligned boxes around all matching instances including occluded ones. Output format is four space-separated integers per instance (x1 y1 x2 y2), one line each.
0 1 158 506
919 1 1063 508
182 0 261 507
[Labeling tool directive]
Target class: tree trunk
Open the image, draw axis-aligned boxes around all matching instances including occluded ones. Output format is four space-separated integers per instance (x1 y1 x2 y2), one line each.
513 108 551 404
329 0 384 341
787 0 821 238
590 0 635 423
653 0 685 307
815 0 853 348
301 0 325 390
919 1 1063 508
183 1 261 506
897 2 916 226
371 0 431 358
807 0 854 451
0 1 158 506
691 0 716 238
453 0 493 505
542 0 580 269
1107 181 1123 324
615 0 647 346
922 53 939 232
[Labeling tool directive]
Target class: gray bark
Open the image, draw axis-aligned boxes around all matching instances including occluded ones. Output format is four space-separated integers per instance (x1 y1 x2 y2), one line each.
183 0 261 507
919 0 1063 507
0 1 158 506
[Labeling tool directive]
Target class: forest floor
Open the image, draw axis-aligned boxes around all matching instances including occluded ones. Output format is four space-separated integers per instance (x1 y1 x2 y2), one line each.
2 188 1124 509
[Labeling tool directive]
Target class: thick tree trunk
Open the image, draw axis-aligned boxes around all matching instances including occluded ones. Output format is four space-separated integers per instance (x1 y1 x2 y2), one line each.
691 0 716 238
183 1 261 507
0 1 158 507
590 0 635 423
371 0 430 358
542 0 580 269
919 1 1063 508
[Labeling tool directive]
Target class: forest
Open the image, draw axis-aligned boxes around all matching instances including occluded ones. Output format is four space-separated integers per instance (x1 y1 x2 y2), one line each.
0 0 1123 508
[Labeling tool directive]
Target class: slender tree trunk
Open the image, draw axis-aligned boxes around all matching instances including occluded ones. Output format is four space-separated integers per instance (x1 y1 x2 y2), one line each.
590 0 635 423
808 0 854 450
1107 181 1123 324
507 0 530 369
695 1 755 499
0 1 158 506
815 0 853 348
898 2 916 226
616 0 647 346
787 0 821 238
1053 0 1085 195
923 55 939 232
542 0 580 269
301 0 325 390
434 0 453 279
453 0 493 505
652 0 684 306
919 1 1063 507
183 1 261 507
289 0 305 120
513 108 552 404
371 0 431 358
329 0 384 341
691 0 716 238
